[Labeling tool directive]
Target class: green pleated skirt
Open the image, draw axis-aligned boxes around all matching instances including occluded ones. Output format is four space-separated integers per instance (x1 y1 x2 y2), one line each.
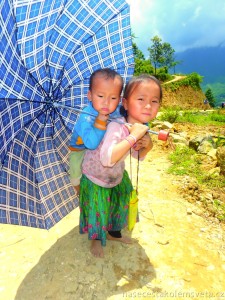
79 170 133 246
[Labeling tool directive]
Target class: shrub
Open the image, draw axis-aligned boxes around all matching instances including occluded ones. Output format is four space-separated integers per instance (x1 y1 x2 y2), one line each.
158 107 180 123
165 72 203 91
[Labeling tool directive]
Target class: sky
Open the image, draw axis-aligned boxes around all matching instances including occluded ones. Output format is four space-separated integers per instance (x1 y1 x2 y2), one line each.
126 0 225 56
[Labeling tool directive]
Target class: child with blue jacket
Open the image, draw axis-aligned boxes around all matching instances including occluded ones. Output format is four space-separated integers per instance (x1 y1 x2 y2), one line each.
69 68 123 194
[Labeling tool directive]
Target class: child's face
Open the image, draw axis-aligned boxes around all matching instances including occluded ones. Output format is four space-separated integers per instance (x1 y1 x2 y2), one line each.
123 81 160 124
87 75 122 115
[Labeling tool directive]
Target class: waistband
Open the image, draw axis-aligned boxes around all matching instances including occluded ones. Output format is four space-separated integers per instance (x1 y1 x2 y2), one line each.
68 146 83 152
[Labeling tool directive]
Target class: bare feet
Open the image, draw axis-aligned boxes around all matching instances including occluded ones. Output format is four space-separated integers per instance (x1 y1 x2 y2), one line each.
107 234 132 244
74 185 80 196
90 240 104 258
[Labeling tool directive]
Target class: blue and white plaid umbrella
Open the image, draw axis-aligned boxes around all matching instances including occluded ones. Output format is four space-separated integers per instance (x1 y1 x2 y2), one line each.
0 0 134 229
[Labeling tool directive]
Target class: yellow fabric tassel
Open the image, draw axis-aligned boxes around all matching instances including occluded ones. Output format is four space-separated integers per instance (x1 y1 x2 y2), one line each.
128 190 138 231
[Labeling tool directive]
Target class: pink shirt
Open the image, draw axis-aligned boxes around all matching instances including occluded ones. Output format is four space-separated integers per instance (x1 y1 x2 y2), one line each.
82 118 141 188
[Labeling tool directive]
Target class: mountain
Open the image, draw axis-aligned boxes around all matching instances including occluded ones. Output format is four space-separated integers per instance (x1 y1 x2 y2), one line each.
175 45 225 83
174 45 225 106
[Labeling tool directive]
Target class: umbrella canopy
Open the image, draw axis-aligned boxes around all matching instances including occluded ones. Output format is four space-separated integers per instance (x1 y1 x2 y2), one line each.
0 0 134 229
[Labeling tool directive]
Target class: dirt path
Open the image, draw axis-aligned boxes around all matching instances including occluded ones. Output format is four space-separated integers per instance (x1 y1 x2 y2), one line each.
1 143 225 300
162 75 186 85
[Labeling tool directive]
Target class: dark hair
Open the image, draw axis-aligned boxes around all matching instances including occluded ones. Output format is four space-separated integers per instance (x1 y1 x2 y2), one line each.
123 74 162 101
89 68 123 94
120 74 162 118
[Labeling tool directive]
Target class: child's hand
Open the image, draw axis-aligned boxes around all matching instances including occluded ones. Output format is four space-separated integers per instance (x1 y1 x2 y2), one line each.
133 133 152 151
97 113 109 122
126 123 149 141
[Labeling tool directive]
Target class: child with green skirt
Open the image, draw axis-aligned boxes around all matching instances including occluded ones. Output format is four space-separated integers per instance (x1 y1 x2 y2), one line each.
79 74 162 257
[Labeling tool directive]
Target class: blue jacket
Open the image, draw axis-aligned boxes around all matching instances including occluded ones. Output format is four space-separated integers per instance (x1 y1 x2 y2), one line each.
70 103 121 150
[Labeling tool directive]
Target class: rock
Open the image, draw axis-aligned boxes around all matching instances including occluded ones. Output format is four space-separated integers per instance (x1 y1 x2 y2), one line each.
208 167 220 177
216 146 225 175
207 265 215 271
186 208 192 215
189 135 205 151
200 228 207 232
192 208 205 217
161 121 173 130
207 148 217 160
151 120 163 127
198 140 215 154
157 238 169 245
175 142 188 149
189 134 216 152
205 193 213 201
170 133 188 145
116 276 130 287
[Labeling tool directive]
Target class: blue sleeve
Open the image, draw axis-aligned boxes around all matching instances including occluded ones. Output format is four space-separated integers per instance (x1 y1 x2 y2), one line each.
72 106 106 150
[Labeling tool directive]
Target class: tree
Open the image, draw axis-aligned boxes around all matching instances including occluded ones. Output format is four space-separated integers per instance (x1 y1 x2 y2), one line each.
132 41 145 60
148 36 163 75
134 58 153 76
132 34 154 75
148 36 175 75
161 42 175 70
170 60 183 74
205 88 216 107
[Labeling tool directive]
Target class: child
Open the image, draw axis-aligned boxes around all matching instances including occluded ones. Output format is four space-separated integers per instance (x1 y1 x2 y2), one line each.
79 74 162 258
69 68 123 195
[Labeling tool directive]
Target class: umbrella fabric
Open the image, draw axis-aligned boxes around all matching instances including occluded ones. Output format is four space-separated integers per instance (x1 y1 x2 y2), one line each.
0 0 134 229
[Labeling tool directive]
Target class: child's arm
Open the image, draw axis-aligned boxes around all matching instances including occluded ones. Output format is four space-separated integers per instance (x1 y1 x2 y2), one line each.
110 123 149 164
134 133 153 158
76 110 108 149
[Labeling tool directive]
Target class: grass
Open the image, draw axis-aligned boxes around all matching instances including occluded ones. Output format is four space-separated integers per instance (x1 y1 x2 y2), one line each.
213 199 225 222
168 146 201 176
168 145 225 221
158 108 225 147
158 107 225 220
159 108 225 126
168 146 225 188
163 72 203 91
177 109 225 125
